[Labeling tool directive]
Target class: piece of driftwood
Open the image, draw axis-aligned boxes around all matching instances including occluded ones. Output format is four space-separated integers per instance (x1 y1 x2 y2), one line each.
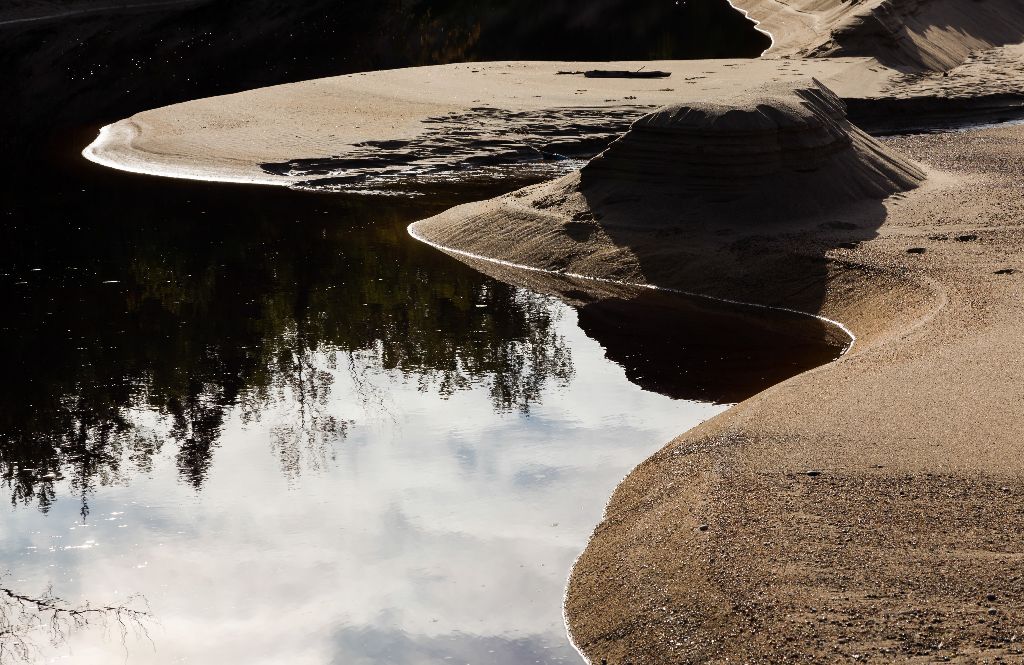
583 69 671 79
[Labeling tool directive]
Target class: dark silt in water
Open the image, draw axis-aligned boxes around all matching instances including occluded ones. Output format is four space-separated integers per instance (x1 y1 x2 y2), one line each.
0 150 845 663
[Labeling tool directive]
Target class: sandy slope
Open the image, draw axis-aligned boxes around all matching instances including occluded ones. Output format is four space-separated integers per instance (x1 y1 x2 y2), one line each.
561 126 1024 663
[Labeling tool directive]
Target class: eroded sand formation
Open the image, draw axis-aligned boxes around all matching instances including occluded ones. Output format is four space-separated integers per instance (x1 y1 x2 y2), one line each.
411 78 925 287
80 0 1024 661
409 3 1024 661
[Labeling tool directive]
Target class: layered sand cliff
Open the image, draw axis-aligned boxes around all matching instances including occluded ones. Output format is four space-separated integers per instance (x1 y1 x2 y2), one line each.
411 79 925 295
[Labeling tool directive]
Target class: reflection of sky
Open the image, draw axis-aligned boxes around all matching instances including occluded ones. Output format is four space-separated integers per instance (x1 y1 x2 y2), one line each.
1 299 724 664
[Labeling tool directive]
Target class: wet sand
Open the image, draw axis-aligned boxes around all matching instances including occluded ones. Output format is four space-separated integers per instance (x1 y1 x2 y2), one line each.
80 0 1024 660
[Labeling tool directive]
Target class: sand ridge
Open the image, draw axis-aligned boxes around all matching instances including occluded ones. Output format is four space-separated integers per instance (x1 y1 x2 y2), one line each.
734 0 1024 71
579 79 924 217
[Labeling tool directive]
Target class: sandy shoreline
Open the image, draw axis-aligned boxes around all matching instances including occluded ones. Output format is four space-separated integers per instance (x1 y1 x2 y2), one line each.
78 0 1024 660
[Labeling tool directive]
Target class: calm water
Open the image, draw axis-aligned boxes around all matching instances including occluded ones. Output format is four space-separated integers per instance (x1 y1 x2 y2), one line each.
0 155 843 664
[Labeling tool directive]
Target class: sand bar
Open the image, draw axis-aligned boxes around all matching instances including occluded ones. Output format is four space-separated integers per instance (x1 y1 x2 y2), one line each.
83 58 891 187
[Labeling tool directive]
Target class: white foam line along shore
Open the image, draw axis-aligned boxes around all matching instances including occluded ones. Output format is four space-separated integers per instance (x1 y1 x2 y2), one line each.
407 221 857 353
727 0 775 56
82 124 290 187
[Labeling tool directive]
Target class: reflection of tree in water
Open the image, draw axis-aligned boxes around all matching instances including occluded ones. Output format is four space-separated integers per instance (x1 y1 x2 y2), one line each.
0 581 149 664
0 173 573 509
405 285 574 414
0 396 161 519
253 328 348 482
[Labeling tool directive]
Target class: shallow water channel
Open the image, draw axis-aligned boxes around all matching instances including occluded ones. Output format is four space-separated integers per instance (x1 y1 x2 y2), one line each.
0 156 843 664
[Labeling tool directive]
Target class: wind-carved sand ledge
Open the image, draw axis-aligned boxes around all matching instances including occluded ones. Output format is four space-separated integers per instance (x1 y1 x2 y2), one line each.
80 0 1024 660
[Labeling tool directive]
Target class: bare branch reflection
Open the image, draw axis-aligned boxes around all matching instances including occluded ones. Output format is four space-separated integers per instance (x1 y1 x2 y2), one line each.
0 582 150 664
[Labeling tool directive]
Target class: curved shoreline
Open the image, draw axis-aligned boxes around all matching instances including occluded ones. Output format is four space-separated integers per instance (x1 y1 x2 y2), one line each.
83 107 1024 662
410 220 867 665
404 103 1024 658
407 222 857 352
82 122 292 186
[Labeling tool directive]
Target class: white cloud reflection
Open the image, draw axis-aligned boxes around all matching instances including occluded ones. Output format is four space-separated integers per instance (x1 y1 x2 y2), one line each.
3 302 723 664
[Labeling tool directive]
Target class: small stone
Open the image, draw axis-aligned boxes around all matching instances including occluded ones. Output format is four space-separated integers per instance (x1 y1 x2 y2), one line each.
989 607 998 615
955 234 979 242
697 524 709 532
987 594 998 602
907 247 927 254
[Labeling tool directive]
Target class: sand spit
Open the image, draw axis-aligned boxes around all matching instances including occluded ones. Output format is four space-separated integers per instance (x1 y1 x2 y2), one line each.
82 58 887 188
413 84 1024 660
82 46 1024 191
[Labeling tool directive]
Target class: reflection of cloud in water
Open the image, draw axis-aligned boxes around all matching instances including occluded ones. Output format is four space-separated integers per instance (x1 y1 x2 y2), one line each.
4 305 720 663
0 153 843 663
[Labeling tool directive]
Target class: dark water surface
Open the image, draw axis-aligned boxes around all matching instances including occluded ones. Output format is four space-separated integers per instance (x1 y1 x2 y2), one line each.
0 150 843 663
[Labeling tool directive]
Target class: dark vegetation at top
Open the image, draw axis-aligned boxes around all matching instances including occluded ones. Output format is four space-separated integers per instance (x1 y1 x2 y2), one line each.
2 0 769 157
